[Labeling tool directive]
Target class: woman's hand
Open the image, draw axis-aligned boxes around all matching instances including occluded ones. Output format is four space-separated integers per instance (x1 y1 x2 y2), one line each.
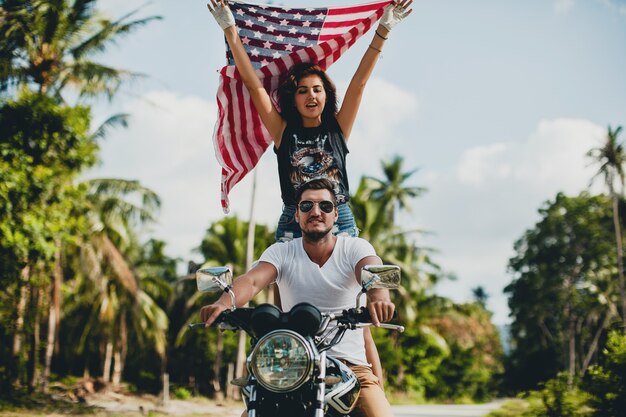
380 0 413 31
207 0 235 30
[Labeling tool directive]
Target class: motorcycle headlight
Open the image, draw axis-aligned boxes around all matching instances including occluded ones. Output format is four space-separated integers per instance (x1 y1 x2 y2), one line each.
250 330 314 392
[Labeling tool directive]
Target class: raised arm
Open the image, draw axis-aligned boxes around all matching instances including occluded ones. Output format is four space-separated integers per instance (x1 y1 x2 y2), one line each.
336 0 413 140
200 261 277 326
208 0 286 143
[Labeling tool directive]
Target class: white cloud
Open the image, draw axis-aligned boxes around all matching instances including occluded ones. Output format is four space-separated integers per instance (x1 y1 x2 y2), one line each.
344 77 419 179
89 89 285 263
456 118 605 193
457 143 510 186
89 91 220 260
421 118 606 324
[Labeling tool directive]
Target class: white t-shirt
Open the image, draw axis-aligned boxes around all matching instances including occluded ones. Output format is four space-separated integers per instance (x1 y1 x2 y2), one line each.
259 236 377 366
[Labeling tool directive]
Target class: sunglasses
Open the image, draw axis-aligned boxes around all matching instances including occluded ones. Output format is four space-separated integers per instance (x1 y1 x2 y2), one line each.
298 200 335 214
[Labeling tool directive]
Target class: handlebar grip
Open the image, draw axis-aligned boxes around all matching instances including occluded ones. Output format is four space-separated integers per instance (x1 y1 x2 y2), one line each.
355 307 398 322
189 310 235 330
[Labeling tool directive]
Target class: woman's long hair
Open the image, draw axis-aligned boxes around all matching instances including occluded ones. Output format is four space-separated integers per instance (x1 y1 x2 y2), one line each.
277 62 339 128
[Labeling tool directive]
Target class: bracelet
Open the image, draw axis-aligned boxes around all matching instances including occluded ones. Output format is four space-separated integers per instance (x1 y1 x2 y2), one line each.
368 44 382 53
375 30 388 40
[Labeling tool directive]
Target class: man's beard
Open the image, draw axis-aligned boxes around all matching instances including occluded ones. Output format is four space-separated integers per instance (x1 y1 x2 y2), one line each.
302 225 333 242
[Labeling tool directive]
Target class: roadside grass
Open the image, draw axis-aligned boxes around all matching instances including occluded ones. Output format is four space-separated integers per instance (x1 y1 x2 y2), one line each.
485 399 529 417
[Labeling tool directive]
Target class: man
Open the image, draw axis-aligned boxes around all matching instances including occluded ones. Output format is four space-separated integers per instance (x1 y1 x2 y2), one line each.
201 178 396 417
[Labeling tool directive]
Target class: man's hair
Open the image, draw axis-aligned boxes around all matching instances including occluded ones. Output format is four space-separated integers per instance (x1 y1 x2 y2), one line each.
277 62 339 128
295 178 337 204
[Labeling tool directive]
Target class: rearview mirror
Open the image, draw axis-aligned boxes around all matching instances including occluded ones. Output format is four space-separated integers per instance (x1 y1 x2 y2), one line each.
361 265 401 290
196 266 232 293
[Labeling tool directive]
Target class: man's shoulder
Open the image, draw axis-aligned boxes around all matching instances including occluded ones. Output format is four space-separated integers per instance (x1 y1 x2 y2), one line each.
263 238 302 256
336 236 376 254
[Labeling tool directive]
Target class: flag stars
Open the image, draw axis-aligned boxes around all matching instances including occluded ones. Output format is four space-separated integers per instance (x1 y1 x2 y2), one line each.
316 13 324 19
251 48 260 57
235 9 244 16
311 28 320 35
270 11 279 17
249 7 257 13
280 19 289 26
267 24 276 32
244 19 253 27
288 27 297 34
303 21 311 27
242 36 251 45
298 35 307 43
263 41 272 49
293 12 302 19
260 59 269 66
258 16 266 23
285 43 294 51
276 34 285 42
253 31 262 38
272 51 281 59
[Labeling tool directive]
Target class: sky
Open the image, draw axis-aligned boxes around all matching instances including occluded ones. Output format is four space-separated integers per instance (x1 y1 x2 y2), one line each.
88 0 626 325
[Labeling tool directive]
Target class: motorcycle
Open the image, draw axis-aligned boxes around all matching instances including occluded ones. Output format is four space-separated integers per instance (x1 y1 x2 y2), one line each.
190 264 404 417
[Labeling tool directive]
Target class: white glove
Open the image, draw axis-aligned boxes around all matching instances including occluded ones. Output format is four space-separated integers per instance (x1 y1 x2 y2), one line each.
380 0 413 31
207 0 236 30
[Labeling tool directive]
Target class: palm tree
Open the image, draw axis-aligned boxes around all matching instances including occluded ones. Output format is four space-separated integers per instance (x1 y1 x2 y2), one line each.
588 125 626 330
367 155 426 225
62 177 165 390
0 0 161 100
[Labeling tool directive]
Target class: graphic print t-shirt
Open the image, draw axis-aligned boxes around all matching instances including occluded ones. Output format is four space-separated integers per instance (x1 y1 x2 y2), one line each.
275 123 350 206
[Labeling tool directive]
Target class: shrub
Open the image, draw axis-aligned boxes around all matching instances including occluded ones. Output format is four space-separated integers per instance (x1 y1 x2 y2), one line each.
584 330 626 417
174 386 192 400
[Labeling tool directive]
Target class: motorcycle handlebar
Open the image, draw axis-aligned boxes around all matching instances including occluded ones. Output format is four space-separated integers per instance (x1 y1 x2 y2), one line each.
188 310 241 331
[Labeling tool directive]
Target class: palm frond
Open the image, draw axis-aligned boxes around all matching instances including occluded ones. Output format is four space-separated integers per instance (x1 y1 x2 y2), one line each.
57 61 142 100
90 113 129 141
71 14 161 59
97 234 138 296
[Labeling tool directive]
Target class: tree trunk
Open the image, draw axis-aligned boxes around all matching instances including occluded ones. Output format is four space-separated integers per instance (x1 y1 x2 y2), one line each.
580 312 612 376
112 312 127 389
42 240 63 393
12 265 30 386
211 331 224 400
102 339 113 385
567 316 576 388
611 194 626 332
42 285 56 393
28 285 41 392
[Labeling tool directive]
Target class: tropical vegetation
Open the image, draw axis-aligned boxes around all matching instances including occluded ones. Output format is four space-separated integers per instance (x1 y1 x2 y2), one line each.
1 1 625 416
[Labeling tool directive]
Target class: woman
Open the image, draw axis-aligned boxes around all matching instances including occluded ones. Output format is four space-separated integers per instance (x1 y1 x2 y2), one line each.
208 0 412 388
208 0 412 242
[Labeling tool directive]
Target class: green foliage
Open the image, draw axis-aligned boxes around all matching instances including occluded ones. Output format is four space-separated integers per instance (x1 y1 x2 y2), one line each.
584 330 626 417
487 374 592 417
0 0 161 99
486 399 530 417
505 192 620 391
425 302 504 401
536 373 591 417
174 386 192 400
0 90 96 262
374 323 448 400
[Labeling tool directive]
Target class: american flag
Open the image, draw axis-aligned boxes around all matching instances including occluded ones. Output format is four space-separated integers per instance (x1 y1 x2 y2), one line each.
212 0 392 213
